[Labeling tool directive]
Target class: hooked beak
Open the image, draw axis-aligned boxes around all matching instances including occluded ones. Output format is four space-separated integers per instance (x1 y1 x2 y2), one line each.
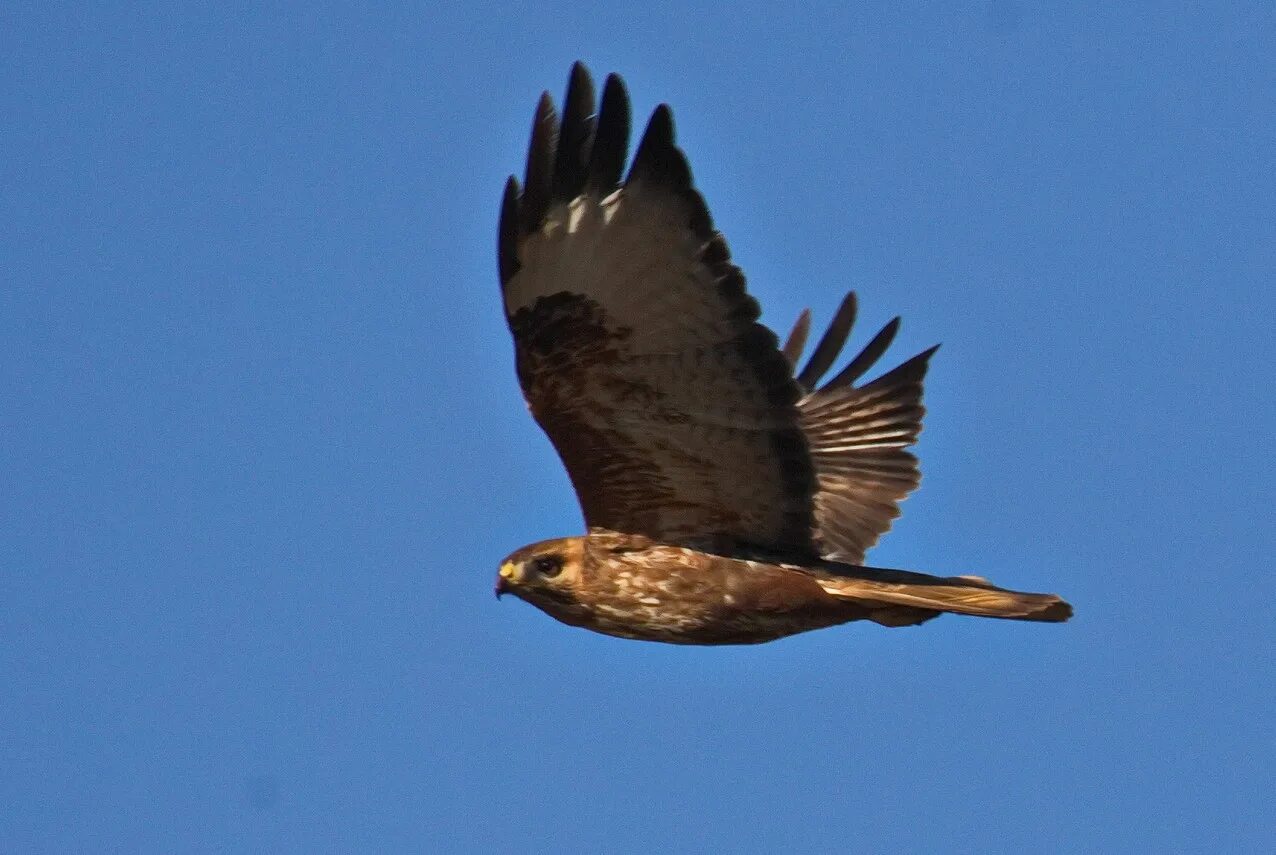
495 561 517 599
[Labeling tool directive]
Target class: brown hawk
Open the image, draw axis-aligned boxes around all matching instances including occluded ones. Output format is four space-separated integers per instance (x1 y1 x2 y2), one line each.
494 63 1071 644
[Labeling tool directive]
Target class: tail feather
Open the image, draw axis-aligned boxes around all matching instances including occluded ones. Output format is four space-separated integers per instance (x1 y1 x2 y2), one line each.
814 565 1073 624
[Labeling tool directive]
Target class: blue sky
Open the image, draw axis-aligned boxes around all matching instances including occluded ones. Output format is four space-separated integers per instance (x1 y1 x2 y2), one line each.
2 2 1272 852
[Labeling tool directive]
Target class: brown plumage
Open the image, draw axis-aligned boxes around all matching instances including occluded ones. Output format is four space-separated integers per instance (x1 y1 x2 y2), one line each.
494 63 1071 644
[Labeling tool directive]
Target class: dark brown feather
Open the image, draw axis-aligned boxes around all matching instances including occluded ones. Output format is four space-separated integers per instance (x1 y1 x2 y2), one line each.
520 92 558 237
781 308 811 366
820 315 901 391
501 65 816 554
795 291 857 389
785 297 938 562
551 63 595 205
587 74 630 192
503 66 940 563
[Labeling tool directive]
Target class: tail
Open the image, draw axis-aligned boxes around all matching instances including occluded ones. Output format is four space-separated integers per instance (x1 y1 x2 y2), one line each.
813 564 1072 627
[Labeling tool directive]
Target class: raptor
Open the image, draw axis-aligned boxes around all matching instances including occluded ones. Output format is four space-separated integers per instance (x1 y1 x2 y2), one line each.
494 63 1071 644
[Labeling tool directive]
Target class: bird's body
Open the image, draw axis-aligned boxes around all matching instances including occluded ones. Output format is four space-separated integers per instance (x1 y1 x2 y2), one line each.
501 532 859 645
493 64 1071 644
498 531 1069 644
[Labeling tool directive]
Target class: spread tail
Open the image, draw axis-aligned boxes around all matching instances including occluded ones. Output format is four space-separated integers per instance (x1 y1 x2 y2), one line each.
814 564 1072 626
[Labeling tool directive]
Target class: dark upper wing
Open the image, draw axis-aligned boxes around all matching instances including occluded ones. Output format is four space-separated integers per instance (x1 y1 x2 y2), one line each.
783 293 939 563
499 64 816 554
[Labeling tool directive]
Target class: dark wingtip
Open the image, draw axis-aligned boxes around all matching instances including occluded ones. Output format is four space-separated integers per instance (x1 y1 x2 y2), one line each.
521 91 559 234
782 309 813 366
498 176 521 284
628 103 690 189
645 104 675 143
820 315 901 391
552 63 597 204
860 341 941 390
588 73 631 191
796 291 858 389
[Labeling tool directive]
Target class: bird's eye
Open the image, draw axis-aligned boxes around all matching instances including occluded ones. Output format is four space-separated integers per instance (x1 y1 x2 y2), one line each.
530 554 563 578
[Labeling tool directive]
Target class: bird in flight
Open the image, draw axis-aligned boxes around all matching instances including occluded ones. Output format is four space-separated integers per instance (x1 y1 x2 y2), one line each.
494 63 1071 644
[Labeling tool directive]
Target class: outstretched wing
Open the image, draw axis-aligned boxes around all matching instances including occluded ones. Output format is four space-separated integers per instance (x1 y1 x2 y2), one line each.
783 294 939 564
499 64 816 554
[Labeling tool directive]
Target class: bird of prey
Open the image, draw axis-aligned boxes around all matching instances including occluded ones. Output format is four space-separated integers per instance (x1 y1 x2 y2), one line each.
494 63 1071 644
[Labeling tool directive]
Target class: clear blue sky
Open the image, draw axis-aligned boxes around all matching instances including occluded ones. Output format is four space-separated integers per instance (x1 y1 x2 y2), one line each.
3 3 1272 852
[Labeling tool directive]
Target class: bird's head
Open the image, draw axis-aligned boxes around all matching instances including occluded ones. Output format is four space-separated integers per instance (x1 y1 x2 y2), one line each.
495 537 588 614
